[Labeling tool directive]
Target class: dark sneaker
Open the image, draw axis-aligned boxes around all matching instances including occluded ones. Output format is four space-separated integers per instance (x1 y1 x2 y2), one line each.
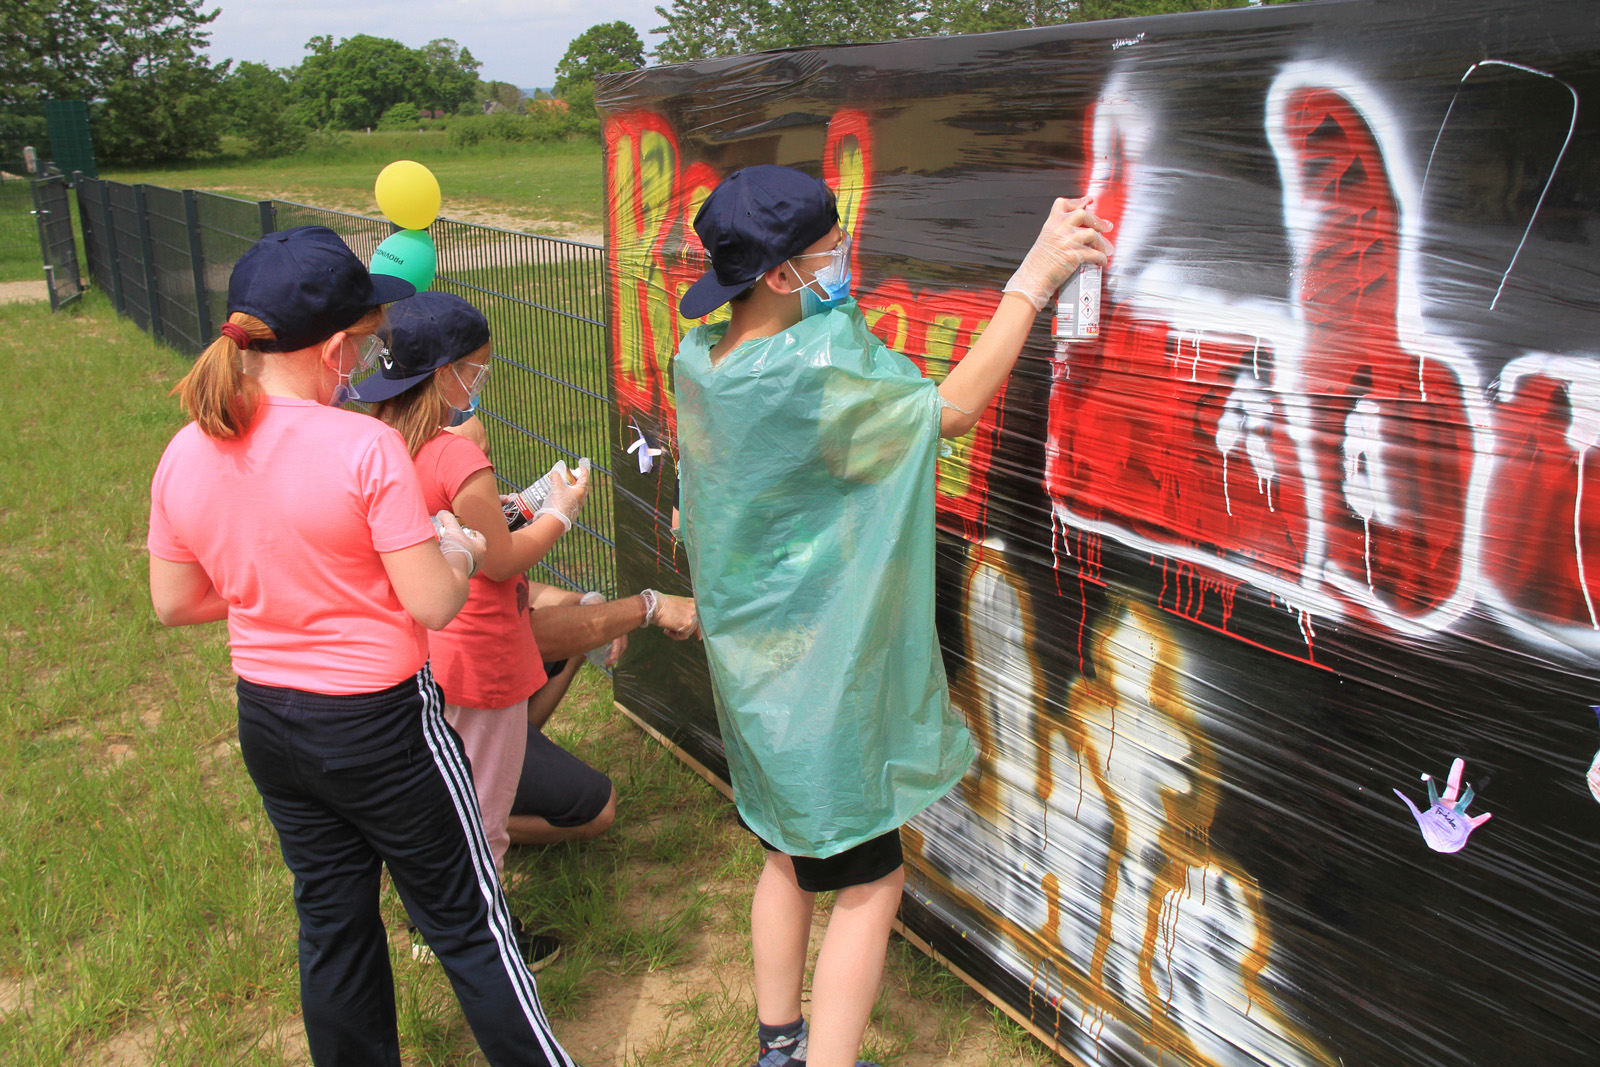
510 914 561 973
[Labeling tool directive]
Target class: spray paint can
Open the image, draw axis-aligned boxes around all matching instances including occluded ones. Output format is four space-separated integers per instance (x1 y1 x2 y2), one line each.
502 478 554 530
1052 263 1102 351
503 458 590 530
431 515 479 540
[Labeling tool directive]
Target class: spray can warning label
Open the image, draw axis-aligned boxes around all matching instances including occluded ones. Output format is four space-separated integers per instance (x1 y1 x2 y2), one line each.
1053 263 1102 343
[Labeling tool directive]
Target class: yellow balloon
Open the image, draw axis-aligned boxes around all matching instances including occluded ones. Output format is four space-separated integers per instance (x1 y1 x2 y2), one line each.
374 160 441 231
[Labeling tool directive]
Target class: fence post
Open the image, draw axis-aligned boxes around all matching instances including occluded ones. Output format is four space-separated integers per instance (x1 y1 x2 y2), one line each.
183 189 212 344
133 184 163 341
258 200 276 237
100 181 125 315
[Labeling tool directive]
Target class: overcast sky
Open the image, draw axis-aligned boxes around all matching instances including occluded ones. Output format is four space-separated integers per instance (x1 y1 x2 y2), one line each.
204 0 668 92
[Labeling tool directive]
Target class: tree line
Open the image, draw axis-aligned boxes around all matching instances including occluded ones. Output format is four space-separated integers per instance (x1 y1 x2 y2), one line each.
0 0 612 165
1 0 1301 166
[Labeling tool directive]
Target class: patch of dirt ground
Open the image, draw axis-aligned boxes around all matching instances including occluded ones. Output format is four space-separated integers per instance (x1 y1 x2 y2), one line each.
206 186 604 247
553 889 1045 1067
0 281 48 304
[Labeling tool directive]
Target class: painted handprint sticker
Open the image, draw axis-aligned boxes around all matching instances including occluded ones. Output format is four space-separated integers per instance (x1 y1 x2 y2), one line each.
1393 757 1492 853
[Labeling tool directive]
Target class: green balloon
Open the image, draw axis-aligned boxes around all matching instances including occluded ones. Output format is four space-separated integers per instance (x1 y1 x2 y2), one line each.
370 228 437 291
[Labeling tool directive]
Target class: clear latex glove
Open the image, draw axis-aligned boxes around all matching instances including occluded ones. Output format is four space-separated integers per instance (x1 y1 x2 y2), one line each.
653 593 701 640
433 510 486 578
533 458 591 532
1002 196 1115 311
579 591 629 668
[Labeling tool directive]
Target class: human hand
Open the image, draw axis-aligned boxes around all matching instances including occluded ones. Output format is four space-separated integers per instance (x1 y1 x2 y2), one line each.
1002 196 1115 311
1393 757 1492 854
433 510 486 578
653 593 701 640
1587 749 1600 804
534 458 591 532
443 413 489 455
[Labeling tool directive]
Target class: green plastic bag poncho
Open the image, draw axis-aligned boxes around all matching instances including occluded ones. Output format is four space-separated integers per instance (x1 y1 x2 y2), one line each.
674 300 976 858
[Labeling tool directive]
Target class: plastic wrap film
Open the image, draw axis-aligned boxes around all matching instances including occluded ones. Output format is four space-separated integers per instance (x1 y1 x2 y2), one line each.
594 2 1600 1064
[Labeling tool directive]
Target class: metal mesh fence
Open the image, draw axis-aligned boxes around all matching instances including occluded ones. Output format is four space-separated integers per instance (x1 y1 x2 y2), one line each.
432 219 614 595
144 184 203 351
76 179 110 295
194 191 265 338
269 200 392 262
31 175 82 310
106 181 151 333
68 177 616 595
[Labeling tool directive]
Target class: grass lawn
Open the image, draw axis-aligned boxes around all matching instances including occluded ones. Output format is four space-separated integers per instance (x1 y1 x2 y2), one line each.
0 176 42 283
0 293 1056 1065
100 133 605 242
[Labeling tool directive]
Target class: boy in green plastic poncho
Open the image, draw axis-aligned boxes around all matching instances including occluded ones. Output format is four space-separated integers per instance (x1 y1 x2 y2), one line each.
672 164 1111 1067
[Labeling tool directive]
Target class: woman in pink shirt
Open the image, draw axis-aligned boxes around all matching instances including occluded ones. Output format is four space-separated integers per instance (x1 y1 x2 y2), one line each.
147 228 577 1067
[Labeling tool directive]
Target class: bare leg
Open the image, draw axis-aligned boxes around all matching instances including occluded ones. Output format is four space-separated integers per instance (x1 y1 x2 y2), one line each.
526 655 583 731
505 786 616 846
751 852 816 1027
805 865 904 1067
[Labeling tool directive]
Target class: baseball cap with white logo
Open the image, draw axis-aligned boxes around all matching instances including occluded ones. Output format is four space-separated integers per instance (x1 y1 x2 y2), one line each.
348 291 491 403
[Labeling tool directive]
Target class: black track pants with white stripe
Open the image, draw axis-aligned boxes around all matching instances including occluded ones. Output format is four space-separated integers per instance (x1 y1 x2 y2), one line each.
237 666 578 1067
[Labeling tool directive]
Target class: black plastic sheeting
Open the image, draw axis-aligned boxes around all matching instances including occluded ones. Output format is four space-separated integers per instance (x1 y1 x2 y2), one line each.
594 3 1600 1064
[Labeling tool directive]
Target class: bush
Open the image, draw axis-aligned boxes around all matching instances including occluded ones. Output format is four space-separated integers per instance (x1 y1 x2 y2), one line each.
239 106 309 157
446 104 597 149
303 126 352 154
376 101 422 131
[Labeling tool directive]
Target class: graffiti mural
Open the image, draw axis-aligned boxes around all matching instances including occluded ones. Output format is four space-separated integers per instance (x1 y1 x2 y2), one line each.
598 3 1600 1064
913 544 1339 1066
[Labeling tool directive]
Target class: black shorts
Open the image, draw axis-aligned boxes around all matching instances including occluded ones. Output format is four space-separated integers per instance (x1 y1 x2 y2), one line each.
509 725 613 827
744 820 904 893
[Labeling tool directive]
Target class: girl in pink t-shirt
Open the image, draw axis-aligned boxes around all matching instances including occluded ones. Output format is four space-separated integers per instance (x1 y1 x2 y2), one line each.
352 292 588 942
147 228 577 1067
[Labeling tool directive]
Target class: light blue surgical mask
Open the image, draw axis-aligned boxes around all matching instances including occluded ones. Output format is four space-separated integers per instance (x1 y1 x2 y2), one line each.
447 398 478 427
790 232 852 317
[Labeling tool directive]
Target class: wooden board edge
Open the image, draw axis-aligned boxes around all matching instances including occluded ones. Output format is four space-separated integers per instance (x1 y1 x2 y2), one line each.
613 699 734 802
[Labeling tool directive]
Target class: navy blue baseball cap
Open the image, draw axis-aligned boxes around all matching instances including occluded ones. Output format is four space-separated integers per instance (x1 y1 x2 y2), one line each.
679 165 839 320
227 226 415 352
348 291 491 403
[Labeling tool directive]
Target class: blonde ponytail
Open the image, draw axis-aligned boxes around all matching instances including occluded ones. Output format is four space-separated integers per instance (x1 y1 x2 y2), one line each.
174 307 387 439
174 313 274 439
